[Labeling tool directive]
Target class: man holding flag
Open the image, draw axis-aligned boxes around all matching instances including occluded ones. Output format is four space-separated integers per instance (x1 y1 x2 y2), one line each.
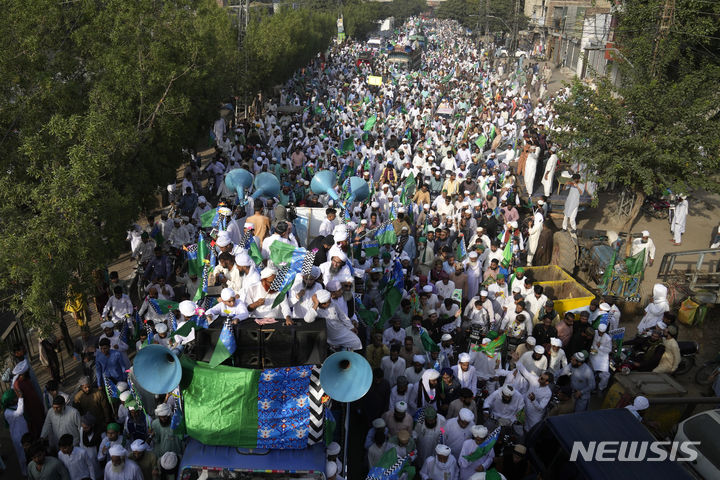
458 425 497 479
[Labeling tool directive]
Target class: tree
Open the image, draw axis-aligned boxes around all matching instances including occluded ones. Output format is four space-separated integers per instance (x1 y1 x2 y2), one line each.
554 0 720 235
0 0 236 331
437 0 528 34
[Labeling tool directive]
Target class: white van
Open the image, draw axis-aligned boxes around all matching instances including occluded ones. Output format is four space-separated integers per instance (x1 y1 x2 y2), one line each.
367 37 383 50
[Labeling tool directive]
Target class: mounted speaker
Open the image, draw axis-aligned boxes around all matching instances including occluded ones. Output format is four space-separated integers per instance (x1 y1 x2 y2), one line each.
133 345 182 394
224 168 254 201
251 172 281 200
310 170 340 203
347 176 370 203
319 351 372 402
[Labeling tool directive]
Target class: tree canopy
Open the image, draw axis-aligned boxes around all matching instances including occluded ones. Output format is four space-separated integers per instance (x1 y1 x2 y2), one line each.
436 0 528 35
0 0 236 331
554 0 720 227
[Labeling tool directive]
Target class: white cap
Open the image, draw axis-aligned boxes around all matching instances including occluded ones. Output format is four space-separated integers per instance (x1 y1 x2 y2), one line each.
599 302 611 311
12 360 29 375
109 445 127 457
244 222 255 230
458 353 470 363
160 451 178 470
333 230 348 242
260 267 276 279
471 425 488 438
537 199 545 205
641 230 650 237
436 444 451 456
423 285 433 293
534 345 545 354
509 221 518 229
372 418 386 429
155 403 172 417
526 336 537 346
550 337 562 347
119 391 132 402
633 396 650 411
235 252 253 266
502 385 514 396
480 289 488 296
481 338 491 345
155 323 168 334
101 321 115 330
395 401 408 413
328 246 347 262
221 288 235 301
116 382 129 393
327 441 341 455
413 354 425 364
441 333 452 342
459 408 474 422
326 280 341 292
469 251 478 258
179 300 196 317
216 231 232 247
130 439 148 452
598 323 608 332
326 461 338 477
316 289 331 303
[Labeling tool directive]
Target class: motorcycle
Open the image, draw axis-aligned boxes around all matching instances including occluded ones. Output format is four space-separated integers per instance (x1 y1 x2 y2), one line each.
612 340 698 375
641 195 673 219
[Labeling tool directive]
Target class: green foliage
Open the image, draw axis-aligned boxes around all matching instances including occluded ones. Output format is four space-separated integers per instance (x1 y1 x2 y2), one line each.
555 0 720 222
0 0 236 330
245 7 335 93
437 0 527 33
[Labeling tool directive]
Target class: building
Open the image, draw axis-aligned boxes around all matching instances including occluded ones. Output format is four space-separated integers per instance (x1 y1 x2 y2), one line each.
543 1 622 83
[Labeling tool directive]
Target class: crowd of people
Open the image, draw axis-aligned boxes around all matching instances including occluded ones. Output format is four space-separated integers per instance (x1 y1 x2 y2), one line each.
1 16 684 480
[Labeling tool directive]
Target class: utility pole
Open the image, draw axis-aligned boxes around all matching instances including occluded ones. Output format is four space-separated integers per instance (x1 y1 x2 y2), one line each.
650 0 675 77
484 0 490 40
510 0 520 51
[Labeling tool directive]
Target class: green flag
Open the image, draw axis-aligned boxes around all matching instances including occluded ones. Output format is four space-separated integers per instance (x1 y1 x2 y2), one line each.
462 429 499 461
456 234 467 260
200 208 217 228
399 173 416 205
269 240 297 266
625 248 645 276
475 135 488 150
420 328 440 352
502 240 513 264
341 136 355 154
378 286 403 330
599 249 617 288
488 125 496 140
363 114 377 131
249 239 263 266
174 320 197 338
472 333 506 353
180 357 260 447
189 234 210 277
152 299 178 314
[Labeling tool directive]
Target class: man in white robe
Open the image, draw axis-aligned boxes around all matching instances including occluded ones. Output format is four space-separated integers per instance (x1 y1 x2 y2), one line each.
304 289 362 350
104 445 143 480
444 408 475 459
540 148 558 197
458 425 495 480
420 444 459 480
562 174 582 231
672 195 688 245
590 324 612 391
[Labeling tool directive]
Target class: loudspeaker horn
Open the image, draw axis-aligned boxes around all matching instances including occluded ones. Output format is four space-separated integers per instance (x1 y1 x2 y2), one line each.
250 172 281 200
310 170 340 203
347 176 370 204
319 351 372 402
132 344 182 395
224 168 254 201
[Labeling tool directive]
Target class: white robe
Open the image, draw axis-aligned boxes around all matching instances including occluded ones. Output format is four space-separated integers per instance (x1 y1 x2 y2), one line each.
523 384 551 431
452 364 478 395
414 418 447 462
444 417 475 459
672 199 688 235
458 438 495 480
541 154 558 197
4 399 28 475
420 455 459 480
523 146 539 196
306 304 362 350
527 221 543 263
103 458 144 480
590 332 612 372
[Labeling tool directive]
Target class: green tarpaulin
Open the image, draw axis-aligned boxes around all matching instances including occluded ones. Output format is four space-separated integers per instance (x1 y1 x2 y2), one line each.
181 358 260 447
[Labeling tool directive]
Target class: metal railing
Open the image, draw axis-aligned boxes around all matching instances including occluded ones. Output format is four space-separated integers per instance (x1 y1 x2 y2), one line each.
657 248 720 300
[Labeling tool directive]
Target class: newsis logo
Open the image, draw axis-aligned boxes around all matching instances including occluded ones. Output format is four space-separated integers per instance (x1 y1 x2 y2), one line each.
569 441 701 462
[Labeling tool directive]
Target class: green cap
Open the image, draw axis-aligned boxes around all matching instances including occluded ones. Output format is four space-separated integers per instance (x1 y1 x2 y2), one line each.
424 405 437 419
107 422 122 432
497 273 505 279
516 267 525 274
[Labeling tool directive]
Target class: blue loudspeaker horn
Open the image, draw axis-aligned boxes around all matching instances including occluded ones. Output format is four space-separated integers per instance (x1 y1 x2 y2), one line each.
132 345 182 395
224 168 254 200
319 351 372 402
310 170 340 203
347 176 370 203
250 172 280 200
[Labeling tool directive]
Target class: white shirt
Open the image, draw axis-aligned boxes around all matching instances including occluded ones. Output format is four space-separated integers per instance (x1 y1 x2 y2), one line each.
380 356 407 386
483 389 524 422
241 281 291 319
59 445 97 480
420 455 459 480
103 458 144 480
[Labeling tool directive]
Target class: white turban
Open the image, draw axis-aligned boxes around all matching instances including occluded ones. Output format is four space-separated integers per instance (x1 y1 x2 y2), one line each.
326 280 341 292
458 353 470 363
316 290 331 303
119 391 132 403
328 246 347 262
326 461 338 477
109 445 127 457
155 323 168 334
101 321 115 330
550 337 562 347
12 360 29 375
116 382 129 393
260 267 276 279
221 288 235 301
436 444 451 456
130 439 148 452
327 441 341 455
155 403 172 417
502 385 514 396
633 396 650 411
160 451 178 470
216 231 232 247
534 346 545 354
372 418 386 429
459 408 474 422
179 300 196 317
471 425 488 438
526 336 536 346
395 401 408 413
235 253 253 266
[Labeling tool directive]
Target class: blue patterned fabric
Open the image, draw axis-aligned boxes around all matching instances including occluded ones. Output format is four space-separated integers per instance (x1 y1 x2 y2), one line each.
257 365 313 449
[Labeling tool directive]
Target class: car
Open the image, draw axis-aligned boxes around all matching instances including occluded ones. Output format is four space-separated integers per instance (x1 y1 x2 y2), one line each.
674 409 720 479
